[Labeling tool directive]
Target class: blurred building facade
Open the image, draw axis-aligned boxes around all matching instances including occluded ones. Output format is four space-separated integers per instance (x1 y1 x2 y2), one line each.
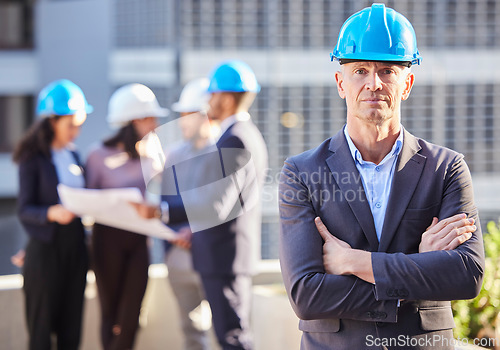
1 0 500 263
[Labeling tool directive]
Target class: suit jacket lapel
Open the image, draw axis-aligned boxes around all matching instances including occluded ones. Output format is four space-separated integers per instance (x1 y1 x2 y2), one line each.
325 130 379 251
378 130 426 252
216 122 237 147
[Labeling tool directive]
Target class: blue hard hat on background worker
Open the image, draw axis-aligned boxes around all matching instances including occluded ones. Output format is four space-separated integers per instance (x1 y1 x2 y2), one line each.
37 79 93 118
207 60 260 93
331 3 422 66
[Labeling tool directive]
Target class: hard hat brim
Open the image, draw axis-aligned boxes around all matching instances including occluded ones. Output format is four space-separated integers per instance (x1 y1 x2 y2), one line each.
154 107 169 118
207 85 261 94
106 107 170 129
337 58 413 68
332 53 421 66
171 102 202 113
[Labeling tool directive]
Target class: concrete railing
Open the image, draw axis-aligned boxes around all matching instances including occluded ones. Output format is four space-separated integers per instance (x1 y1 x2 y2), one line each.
0 261 301 350
0 262 488 350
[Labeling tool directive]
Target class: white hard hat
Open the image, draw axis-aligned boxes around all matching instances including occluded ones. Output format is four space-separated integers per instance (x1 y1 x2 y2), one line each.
171 78 210 113
107 83 169 128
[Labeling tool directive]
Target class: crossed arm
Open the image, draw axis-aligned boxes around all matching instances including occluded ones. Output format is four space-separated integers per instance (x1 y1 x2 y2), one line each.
316 213 477 284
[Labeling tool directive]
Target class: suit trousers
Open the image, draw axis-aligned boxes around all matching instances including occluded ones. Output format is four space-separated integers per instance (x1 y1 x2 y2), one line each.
23 219 88 350
165 245 210 350
92 224 149 350
201 274 253 350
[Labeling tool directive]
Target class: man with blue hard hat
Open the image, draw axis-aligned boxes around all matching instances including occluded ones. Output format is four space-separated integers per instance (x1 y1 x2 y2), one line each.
167 60 268 350
279 4 484 349
193 60 268 350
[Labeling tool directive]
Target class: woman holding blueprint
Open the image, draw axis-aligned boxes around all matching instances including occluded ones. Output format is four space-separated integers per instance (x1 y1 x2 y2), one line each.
85 83 168 350
13 80 92 350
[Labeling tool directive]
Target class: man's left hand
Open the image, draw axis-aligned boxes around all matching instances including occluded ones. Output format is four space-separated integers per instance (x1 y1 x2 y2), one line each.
315 217 374 284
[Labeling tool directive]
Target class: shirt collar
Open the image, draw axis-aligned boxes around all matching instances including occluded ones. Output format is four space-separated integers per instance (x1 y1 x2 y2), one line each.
343 125 404 165
218 112 251 137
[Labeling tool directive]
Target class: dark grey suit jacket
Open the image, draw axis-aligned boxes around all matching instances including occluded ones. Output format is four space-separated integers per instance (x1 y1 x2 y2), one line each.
279 128 485 349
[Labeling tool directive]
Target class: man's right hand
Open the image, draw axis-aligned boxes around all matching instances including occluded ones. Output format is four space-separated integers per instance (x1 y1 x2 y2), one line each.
128 201 158 219
419 213 476 253
171 226 193 250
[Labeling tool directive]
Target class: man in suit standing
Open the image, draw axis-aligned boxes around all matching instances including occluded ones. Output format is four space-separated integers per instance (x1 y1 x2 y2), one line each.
134 60 268 350
162 77 213 350
279 4 485 350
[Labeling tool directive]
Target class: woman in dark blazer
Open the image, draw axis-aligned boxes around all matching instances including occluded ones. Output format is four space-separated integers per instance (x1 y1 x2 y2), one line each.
13 79 93 350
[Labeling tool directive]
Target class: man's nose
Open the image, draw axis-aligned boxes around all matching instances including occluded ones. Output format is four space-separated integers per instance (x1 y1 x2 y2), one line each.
365 72 383 91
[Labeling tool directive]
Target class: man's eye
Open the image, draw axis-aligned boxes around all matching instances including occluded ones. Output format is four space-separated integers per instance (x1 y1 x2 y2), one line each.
355 69 365 74
383 69 394 74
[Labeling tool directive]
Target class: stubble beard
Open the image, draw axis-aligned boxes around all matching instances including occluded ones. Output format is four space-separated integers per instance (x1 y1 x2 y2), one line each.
357 108 393 127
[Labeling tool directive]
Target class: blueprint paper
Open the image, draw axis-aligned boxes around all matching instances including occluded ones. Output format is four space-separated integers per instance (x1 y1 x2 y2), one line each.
57 184 176 240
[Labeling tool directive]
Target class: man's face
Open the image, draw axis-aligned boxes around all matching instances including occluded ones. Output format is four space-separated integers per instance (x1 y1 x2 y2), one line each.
207 93 223 121
335 61 414 126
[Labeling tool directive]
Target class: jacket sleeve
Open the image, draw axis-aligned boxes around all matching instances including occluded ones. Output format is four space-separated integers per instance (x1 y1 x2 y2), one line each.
372 156 485 301
279 158 399 322
17 158 50 227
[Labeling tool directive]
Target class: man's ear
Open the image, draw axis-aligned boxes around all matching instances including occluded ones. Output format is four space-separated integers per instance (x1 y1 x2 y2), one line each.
335 70 346 99
401 72 415 101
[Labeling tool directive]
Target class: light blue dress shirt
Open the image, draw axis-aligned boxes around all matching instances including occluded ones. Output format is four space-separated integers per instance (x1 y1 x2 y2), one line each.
343 126 403 241
52 148 85 189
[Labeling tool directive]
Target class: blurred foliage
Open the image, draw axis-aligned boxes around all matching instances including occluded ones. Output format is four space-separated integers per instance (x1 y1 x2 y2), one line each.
452 221 500 346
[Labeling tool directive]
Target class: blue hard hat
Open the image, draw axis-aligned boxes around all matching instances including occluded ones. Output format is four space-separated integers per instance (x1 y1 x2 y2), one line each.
207 60 261 93
37 79 93 118
331 3 422 66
